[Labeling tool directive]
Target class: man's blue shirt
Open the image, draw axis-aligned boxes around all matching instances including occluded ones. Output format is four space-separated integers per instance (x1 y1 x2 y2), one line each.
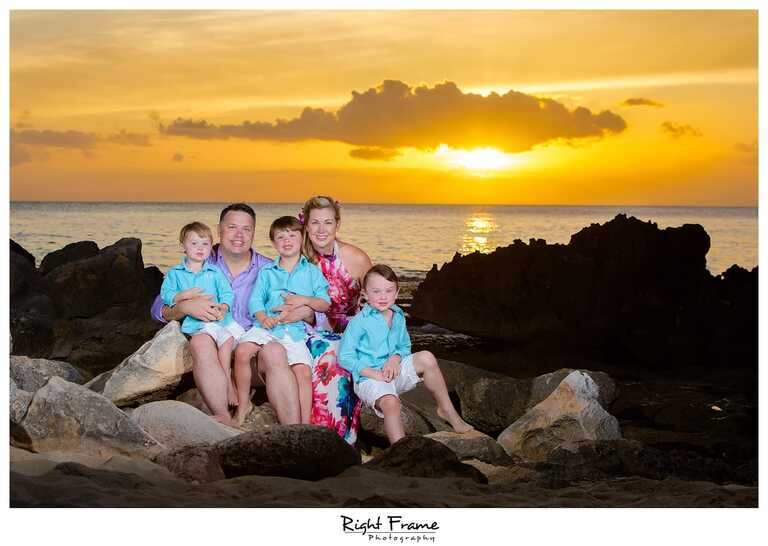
160 258 234 334
339 303 411 383
248 255 330 342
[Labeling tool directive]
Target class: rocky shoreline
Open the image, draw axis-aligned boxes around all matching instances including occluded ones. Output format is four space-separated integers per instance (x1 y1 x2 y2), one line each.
8 214 758 507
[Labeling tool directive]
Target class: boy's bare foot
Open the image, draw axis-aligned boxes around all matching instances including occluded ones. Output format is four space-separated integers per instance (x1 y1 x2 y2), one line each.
437 407 474 434
227 379 239 407
234 401 254 427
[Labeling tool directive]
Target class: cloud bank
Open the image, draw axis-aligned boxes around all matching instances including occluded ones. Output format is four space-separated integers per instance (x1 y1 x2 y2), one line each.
160 80 627 154
10 128 153 167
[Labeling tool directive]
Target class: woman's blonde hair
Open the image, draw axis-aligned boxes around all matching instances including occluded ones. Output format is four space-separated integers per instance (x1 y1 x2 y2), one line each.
301 195 341 263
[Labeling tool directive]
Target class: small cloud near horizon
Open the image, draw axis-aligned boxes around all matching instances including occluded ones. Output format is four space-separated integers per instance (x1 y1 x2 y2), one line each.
660 121 702 139
349 147 401 161
160 79 627 154
622 97 664 108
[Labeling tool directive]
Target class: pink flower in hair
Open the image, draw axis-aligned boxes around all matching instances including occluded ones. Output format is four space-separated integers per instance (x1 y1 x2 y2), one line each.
297 210 305 225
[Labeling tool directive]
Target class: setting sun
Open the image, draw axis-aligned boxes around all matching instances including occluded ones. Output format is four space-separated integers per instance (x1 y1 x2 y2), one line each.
435 145 520 173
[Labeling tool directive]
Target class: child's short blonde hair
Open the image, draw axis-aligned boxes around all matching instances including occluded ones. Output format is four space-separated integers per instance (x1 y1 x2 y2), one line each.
179 221 213 244
269 216 304 241
364 264 399 289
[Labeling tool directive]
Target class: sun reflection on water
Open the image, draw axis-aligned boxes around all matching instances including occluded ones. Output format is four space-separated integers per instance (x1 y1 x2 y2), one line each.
461 213 498 254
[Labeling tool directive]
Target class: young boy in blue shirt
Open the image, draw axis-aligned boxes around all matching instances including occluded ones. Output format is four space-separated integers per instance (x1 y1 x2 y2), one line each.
160 221 244 407
236 216 331 425
340 264 473 444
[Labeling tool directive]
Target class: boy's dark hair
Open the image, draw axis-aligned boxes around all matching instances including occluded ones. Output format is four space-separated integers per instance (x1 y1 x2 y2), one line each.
219 203 256 223
269 216 304 241
179 221 213 244
363 264 399 289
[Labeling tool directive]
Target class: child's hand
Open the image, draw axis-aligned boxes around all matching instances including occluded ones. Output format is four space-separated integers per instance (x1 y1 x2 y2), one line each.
382 358 401 382
261 316 280 329
283 293 308 306
275 310 290 324
370 370 388 382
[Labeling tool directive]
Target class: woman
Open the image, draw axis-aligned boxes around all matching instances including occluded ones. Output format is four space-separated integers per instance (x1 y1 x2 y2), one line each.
301 196 372 444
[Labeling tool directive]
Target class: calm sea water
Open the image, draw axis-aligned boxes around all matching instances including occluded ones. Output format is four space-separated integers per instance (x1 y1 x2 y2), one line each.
10 202 757 278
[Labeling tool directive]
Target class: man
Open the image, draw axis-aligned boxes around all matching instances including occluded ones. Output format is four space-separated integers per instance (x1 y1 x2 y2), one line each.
151 203 312 426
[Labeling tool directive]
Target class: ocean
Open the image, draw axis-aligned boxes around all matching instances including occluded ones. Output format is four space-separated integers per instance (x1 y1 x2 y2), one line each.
10 202 758 278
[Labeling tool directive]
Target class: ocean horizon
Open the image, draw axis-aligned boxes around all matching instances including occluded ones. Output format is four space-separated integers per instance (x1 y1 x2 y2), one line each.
10 201 757 278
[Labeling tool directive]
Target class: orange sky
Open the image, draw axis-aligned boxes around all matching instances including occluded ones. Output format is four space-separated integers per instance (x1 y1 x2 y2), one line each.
9 10 758 205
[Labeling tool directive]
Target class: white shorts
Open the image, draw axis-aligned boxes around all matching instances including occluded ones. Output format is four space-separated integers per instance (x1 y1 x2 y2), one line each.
239 327 313 367
193 321 245 347
353 354 422 417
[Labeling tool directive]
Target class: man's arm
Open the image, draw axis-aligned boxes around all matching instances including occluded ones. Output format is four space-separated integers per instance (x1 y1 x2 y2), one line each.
150 293 222 323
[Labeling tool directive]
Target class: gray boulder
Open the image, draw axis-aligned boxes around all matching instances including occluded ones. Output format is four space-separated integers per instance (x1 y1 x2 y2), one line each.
456 369 618 435
217 424 361 480
10 355 85 392
455 377 532 434
130 401 240 449
10 378 33 424
87 321 192 406
425 430 513 465
360 403 431 442
498 371 621 461
12 376 160 457
529 368 617 408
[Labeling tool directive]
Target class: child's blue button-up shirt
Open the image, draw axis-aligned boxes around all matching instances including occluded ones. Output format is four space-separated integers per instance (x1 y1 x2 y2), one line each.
248 255 330 342
160 258 235 334
339 303 412 384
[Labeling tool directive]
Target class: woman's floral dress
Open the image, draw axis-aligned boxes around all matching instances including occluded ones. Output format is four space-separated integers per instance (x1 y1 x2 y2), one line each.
307 242 363 445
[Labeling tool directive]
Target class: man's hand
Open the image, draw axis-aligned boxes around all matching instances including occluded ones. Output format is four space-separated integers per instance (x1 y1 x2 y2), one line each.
175 287 205 303
176 295 222 322
283 293 308 306
272 303 314 325
382 357 401 382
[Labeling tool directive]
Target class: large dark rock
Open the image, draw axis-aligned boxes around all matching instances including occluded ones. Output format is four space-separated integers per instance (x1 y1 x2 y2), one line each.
455 377 531 434
39 241 99 276
10 240 56 357
411 214 757 369
535 439 755 486
152 444 225 483
9 238 163 372
363 436 487 483
217 424 361 481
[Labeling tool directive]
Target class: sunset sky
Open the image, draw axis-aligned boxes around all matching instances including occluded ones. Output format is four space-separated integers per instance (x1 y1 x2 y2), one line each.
9 10 758 205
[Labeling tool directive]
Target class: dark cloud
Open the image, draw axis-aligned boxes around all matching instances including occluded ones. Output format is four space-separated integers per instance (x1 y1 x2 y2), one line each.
622 97 664 108
734 141 757 154
15 109 33 129
160 80 627 153
12 128 99 149
172 152 184 162
349 147 401 161
660 122 702 139
9 128 153 167
10 142 32 167
106 130 152 147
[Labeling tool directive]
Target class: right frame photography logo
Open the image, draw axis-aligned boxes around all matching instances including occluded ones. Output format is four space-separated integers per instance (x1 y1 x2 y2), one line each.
340 514 440 543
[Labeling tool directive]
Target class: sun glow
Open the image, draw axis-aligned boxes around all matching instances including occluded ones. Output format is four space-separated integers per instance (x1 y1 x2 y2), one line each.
435 145 519 173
